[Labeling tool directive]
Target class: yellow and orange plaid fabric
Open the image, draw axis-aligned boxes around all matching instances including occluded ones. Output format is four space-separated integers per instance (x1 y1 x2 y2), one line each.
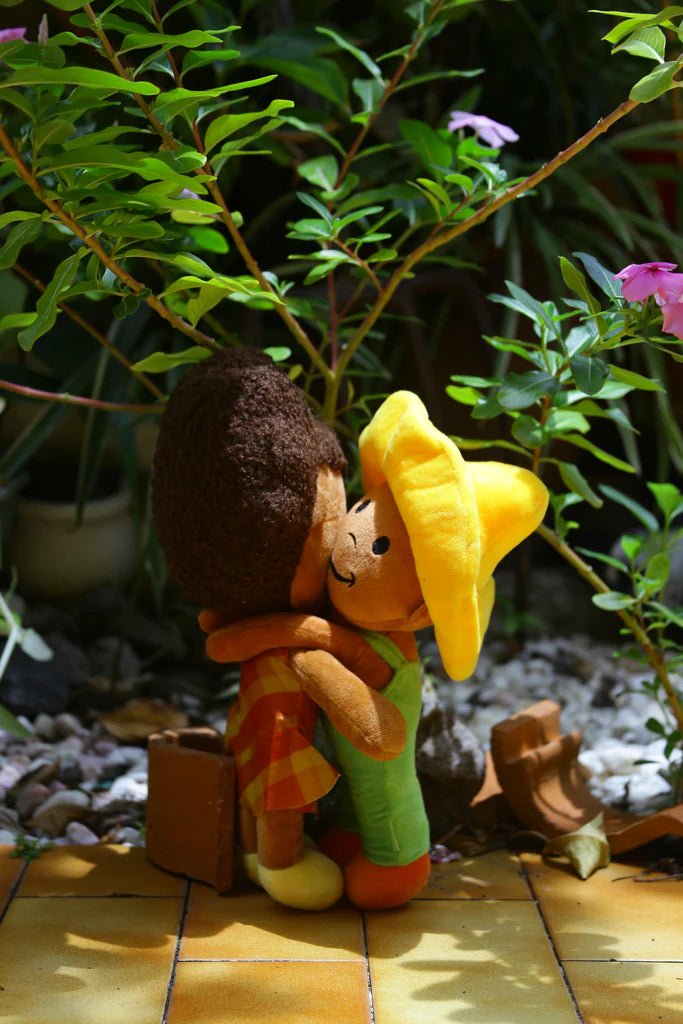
227 648 339 817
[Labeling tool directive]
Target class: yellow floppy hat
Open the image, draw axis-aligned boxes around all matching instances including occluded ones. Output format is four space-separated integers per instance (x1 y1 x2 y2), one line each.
359 392 548 680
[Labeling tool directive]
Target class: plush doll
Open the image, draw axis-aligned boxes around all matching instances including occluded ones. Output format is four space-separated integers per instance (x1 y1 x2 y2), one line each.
152 349 408 911
206 390 549 910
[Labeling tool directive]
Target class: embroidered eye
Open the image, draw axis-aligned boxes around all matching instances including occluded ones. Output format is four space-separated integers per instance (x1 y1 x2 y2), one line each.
355 499 371 513
372 536 390 555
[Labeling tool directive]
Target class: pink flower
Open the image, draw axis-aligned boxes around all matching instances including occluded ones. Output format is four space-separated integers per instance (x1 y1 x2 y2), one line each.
655 274 683 339
660 298 683 339
0 28 26 44
614 261 678 303
447 111 519 148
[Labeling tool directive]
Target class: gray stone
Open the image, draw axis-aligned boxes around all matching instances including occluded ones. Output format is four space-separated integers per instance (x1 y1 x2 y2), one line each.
30 790 90 837
33 714 57 741
101 745 146 780
15 782 50 820
87 636 141 682
0 828 19 843
54 713 89 739
416 676 486 840
65 821 99 845
0 807 19 830
0 634 89 717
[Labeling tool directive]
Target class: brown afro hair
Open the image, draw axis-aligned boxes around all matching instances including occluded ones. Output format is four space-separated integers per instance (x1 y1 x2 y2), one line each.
152 349 346 621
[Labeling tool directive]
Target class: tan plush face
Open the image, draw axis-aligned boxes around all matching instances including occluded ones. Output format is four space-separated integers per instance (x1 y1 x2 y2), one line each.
290 466 347 612
327 482 430 631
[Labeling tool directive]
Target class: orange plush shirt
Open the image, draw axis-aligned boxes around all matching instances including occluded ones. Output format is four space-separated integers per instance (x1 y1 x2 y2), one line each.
227 648 339 816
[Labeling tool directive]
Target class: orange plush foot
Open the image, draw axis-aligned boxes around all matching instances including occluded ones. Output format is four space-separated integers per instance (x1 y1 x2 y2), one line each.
345 851 431 909
318 826 363 869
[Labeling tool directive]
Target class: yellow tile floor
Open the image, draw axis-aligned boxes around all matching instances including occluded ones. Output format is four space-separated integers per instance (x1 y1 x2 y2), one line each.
0 843 680 1024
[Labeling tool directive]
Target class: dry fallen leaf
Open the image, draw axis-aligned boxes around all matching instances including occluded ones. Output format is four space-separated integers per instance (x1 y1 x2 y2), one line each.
543 813 610 880
99 698 188 741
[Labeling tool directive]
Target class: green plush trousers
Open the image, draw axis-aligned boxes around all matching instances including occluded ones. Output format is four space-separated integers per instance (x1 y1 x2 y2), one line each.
325 631 430 866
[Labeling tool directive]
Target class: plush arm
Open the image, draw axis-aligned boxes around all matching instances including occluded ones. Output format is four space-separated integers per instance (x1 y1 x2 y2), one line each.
288 649 406 761
203 611 392 690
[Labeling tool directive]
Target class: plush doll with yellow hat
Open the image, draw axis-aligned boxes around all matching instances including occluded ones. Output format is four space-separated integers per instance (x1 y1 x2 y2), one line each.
207 390 549 910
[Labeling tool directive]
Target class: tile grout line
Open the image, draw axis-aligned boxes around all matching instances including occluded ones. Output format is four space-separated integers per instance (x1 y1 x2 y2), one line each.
161 878 192 1024
519 857 586 1024
0 858 29 926
360 912 376 1024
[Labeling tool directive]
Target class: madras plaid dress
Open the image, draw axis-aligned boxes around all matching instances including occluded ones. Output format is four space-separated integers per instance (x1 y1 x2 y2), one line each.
226 648 339 816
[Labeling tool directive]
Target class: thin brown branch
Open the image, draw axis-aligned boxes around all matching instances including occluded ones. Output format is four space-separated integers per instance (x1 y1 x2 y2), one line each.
0 378 162 415
325 96 641 419
13 263 165 400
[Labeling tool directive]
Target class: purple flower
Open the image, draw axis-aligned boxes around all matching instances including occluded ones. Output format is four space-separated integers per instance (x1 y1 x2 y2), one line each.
614 261 678 303
0 28 26 44
447 111 519 148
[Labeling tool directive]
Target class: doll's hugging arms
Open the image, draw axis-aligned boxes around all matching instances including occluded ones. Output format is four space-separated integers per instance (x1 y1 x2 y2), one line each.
200 610 405 761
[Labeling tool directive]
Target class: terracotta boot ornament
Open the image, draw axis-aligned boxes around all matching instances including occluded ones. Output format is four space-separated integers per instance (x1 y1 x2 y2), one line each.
206 391 550 909
491 699 683 853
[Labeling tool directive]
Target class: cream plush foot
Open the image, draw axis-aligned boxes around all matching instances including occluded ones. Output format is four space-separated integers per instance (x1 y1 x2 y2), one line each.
243 852 261 886
257 849 343 910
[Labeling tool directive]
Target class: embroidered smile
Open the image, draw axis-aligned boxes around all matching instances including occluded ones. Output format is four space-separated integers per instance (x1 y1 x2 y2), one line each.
329 558 356 587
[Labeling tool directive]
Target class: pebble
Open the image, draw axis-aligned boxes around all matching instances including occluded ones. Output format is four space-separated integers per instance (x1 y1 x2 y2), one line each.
65 821 100 845
0 828 18 843
30 790 90 837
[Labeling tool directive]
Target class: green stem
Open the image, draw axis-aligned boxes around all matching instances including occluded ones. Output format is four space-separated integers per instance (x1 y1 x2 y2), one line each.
537 522 683 740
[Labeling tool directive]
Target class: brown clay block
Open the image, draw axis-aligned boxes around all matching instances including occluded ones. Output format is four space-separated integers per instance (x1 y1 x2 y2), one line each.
146 728 235 893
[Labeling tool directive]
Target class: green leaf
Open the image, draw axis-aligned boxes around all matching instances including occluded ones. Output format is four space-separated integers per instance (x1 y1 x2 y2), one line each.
186 227 229 254
32 119 74 151
153 78 277 121
119 30 225 54
563 433 635 473
400 119 451 171
558 462 604 508
545 409 591 435
570 355 610 396
576 547 629 574
0 217 42 269
614 26 666 62
644 552 670 589
0 313 36 330
204 99 294 154
182 48 240 76
573 252 621 300
620 534 644 561
264 346 292 362
0 703 32 737
0 66 159 95
498 371 559 410
609 365 663 392
316 26 383 82
183 284 223 326
18 250 85 350
592 591 637 611
352 77 384 117
630 61 683 103
297 155 339 191
132 347 210 373
251 55 349 108
648 482 682 520
511 415 545 448
602 483 659 532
